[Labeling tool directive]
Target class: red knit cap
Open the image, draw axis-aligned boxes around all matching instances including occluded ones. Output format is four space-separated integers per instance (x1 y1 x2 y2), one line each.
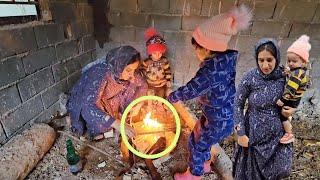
144 27 167 55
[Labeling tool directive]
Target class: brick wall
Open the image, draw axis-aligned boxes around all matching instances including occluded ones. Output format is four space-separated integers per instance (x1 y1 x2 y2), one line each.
98 0 320 89
0 0 96 145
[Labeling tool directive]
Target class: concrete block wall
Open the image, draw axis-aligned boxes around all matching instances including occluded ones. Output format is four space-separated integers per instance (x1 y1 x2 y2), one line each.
97 0 320 89
0 0 96 145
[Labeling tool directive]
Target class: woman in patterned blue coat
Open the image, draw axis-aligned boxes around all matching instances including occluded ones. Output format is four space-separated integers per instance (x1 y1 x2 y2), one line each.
233 39 295 179
67 46 148 140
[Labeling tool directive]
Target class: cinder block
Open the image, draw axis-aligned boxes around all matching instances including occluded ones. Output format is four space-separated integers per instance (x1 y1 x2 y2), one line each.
18 67 54 102
170 0 185 14
96 42 121 59
201 0 220 16
52 62 68 82
0 86 21 115
219 0 236 14
253 0 277 20
33 100 60 123
152 15 182 30
310 39 320 61
85 20 94 35
309 24 320 40
67 71 81 90
66 22 87 39
109 27 135 42
235 52 256 85
75 52 93 68
0 124 6 144
0 57 25 87
110 0 137 13
138 0 170 13
41 79 68 108
66 58 82 75
273 0 318 22
50 2 76 23
288 23 311 38
109 12 151 28
182 16 209 30
34 24 65 48
312 5 320 23
0 95 44 137
0 27 37 59
82 35 96 52
56 40 79 61
251 21 291 38
22 47 56 75
82 4 94 21
184 0 202 16
164 31 192 45
234 36 260 53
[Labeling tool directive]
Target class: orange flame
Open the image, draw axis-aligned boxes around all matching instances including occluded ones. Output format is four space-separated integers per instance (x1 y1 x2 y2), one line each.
143 112 163 128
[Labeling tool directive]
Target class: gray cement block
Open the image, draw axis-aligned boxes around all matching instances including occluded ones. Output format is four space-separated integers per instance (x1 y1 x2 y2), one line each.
50 2 76 23
152 15 182 30
138 0 170 13
0 86 21 115
253 0 277 20
273 0 318 22
181 16 209 31
109 12 151 28
201 0 220 16
66 58 82 75
312 5 320 23
1 95 44 137
110 0 137 13
0 57 25 87
34 101 60 123
0 124 6 144
76 52 93 68
169 0 186 14
83 35 96 52
56 40 79 61
309 24 320 40
219 0 236 14
34 24 65 48
41 79 68 108
18 67 54 102
22 47 56 75
0 27 37 59
288 23 311 38
109 27 135 42
163 31 192 45
251 21 291 37
67 71 81 90
184 0 202 16
52 62 68 82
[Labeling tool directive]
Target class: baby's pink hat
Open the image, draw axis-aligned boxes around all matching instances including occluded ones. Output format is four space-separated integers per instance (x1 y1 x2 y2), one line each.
192 5 252 51
287 35 311 63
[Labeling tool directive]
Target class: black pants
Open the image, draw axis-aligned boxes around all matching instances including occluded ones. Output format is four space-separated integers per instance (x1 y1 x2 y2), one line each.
278 99 300 122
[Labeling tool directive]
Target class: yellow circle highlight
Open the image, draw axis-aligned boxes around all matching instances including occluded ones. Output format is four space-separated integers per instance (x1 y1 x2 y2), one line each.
120 95 181 159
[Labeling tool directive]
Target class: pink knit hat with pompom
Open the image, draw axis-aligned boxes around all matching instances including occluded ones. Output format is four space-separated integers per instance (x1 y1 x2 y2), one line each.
192 5 252 51
287 35 311 63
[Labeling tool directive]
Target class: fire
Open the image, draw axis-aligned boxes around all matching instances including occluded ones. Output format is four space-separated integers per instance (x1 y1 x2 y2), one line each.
143 112 163 129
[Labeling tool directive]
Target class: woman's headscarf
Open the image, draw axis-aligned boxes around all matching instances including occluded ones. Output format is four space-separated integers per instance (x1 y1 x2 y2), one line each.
254 38 283 80
81 46 140 83
106 46 140 82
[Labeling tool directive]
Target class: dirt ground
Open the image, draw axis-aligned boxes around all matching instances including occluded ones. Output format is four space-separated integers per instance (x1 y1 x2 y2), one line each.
26 104 320 180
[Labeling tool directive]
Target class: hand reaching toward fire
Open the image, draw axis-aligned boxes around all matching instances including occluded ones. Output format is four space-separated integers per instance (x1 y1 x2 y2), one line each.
111 119 136 138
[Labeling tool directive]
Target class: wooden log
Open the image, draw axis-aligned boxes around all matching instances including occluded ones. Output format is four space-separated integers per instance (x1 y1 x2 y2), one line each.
0 123 56 180
172 102 197 129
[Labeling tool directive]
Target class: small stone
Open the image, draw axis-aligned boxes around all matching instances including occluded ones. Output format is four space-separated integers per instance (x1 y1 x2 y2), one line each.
153 155 172 168
122 174 131 180
97 161 106 168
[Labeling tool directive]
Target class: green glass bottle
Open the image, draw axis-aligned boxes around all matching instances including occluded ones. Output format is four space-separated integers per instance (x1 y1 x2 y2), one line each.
66 139 83 175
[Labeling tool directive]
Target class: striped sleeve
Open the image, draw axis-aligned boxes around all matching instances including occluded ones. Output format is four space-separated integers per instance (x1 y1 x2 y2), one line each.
163 58 173 87
281 69 305 100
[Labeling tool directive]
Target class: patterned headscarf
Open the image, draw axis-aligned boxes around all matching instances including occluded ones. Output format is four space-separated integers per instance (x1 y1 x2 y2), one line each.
254 38 283 80
106 46 140 82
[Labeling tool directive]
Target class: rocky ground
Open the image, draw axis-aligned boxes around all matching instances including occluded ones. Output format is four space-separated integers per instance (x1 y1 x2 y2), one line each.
26 91 320 179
